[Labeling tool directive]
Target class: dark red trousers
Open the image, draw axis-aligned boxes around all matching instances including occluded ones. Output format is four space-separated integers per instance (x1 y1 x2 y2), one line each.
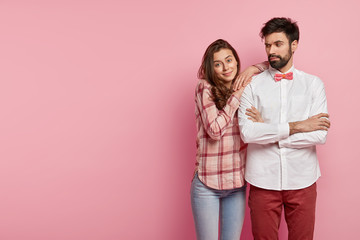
249 183 317 240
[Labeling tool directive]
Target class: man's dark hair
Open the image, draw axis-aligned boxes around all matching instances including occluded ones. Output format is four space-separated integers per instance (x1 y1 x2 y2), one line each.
260 17 299 43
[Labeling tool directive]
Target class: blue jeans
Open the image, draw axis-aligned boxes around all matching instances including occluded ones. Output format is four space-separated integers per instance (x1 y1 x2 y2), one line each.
190 173 246 240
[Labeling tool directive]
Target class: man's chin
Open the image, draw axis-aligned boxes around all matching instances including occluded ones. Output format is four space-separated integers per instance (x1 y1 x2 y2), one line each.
269 61 279 68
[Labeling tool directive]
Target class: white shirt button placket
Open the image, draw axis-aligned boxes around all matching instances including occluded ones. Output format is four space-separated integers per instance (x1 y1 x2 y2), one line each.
280 79 288 189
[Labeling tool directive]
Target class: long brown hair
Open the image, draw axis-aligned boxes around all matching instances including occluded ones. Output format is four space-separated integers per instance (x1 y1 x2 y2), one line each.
198 39 241 109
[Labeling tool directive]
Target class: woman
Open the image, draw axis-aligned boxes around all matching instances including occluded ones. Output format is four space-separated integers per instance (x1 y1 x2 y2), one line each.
191 39 266 240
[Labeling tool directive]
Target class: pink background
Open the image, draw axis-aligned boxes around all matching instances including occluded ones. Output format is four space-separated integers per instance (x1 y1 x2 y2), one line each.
0 0 359 239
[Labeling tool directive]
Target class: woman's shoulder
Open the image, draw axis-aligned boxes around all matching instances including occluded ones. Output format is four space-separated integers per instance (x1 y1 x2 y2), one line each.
196 79 212 92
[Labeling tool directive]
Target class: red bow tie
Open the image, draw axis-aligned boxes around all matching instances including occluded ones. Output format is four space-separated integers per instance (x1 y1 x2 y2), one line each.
274 72 293 82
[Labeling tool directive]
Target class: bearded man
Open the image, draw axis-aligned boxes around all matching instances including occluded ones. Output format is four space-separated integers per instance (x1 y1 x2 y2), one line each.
238 17 330 240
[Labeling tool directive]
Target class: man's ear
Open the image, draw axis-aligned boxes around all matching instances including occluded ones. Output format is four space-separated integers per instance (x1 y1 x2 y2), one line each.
291 40 298 53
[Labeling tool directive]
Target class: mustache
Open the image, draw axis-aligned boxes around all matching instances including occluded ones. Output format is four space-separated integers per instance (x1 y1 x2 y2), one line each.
268 54 281 59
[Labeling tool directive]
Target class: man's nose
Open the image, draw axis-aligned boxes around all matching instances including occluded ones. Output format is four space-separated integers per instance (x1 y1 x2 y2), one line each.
269 45 276 55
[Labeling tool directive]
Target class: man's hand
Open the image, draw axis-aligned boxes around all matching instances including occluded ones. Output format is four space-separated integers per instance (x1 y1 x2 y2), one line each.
246 106 264 123
289 113 330 135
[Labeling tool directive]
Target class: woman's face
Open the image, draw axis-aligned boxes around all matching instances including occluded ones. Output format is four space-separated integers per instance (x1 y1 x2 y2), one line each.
213 48 238 88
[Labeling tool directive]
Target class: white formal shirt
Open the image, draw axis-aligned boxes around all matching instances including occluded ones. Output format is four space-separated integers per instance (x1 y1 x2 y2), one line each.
238 65 328 190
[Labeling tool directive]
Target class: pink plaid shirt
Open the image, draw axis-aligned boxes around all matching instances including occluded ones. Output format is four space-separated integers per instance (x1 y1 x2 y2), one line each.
194 79 247 190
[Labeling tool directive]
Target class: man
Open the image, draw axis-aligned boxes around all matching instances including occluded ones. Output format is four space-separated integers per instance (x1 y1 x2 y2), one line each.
238 17 330 240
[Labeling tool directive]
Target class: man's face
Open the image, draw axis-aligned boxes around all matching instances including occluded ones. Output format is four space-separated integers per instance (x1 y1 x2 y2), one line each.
264 32 297 71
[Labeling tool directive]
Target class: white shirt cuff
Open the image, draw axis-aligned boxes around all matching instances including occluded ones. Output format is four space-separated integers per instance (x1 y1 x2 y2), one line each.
278 123 290 142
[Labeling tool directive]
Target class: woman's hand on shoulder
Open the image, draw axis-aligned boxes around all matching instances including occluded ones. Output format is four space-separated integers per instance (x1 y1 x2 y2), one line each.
232 86 246 99
233 66 261 91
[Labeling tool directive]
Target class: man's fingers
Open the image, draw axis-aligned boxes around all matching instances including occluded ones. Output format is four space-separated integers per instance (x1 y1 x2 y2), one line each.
315 113 329 118
248 117 256 122
321 119 331 128
316 119 330 130
246 108 257 114
251 106 258 113
246 111 256 117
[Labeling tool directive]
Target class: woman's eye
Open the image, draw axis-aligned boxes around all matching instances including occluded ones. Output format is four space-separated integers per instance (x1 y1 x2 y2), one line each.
227 59 232 63
215 63 221 67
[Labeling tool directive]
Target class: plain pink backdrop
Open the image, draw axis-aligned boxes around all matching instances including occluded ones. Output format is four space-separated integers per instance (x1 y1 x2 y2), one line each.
0 0 359 239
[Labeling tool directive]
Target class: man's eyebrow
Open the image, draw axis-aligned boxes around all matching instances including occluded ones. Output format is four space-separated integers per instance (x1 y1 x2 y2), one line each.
265 40 284 45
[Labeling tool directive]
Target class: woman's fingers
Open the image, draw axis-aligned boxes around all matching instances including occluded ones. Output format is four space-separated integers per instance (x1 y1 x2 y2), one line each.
233 75 245 91
243 76 253 86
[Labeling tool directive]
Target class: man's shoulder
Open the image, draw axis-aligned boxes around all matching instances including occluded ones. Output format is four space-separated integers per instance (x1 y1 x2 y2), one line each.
294 68 316 77
294 69 324 86
247 70 273 91
250 70 272 84
254 69 271 79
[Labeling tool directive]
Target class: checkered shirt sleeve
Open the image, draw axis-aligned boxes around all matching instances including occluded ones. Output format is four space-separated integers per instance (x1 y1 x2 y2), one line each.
194 79 246 190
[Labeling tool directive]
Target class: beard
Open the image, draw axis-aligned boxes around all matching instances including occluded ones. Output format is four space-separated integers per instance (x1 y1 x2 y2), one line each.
268 47 293 70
